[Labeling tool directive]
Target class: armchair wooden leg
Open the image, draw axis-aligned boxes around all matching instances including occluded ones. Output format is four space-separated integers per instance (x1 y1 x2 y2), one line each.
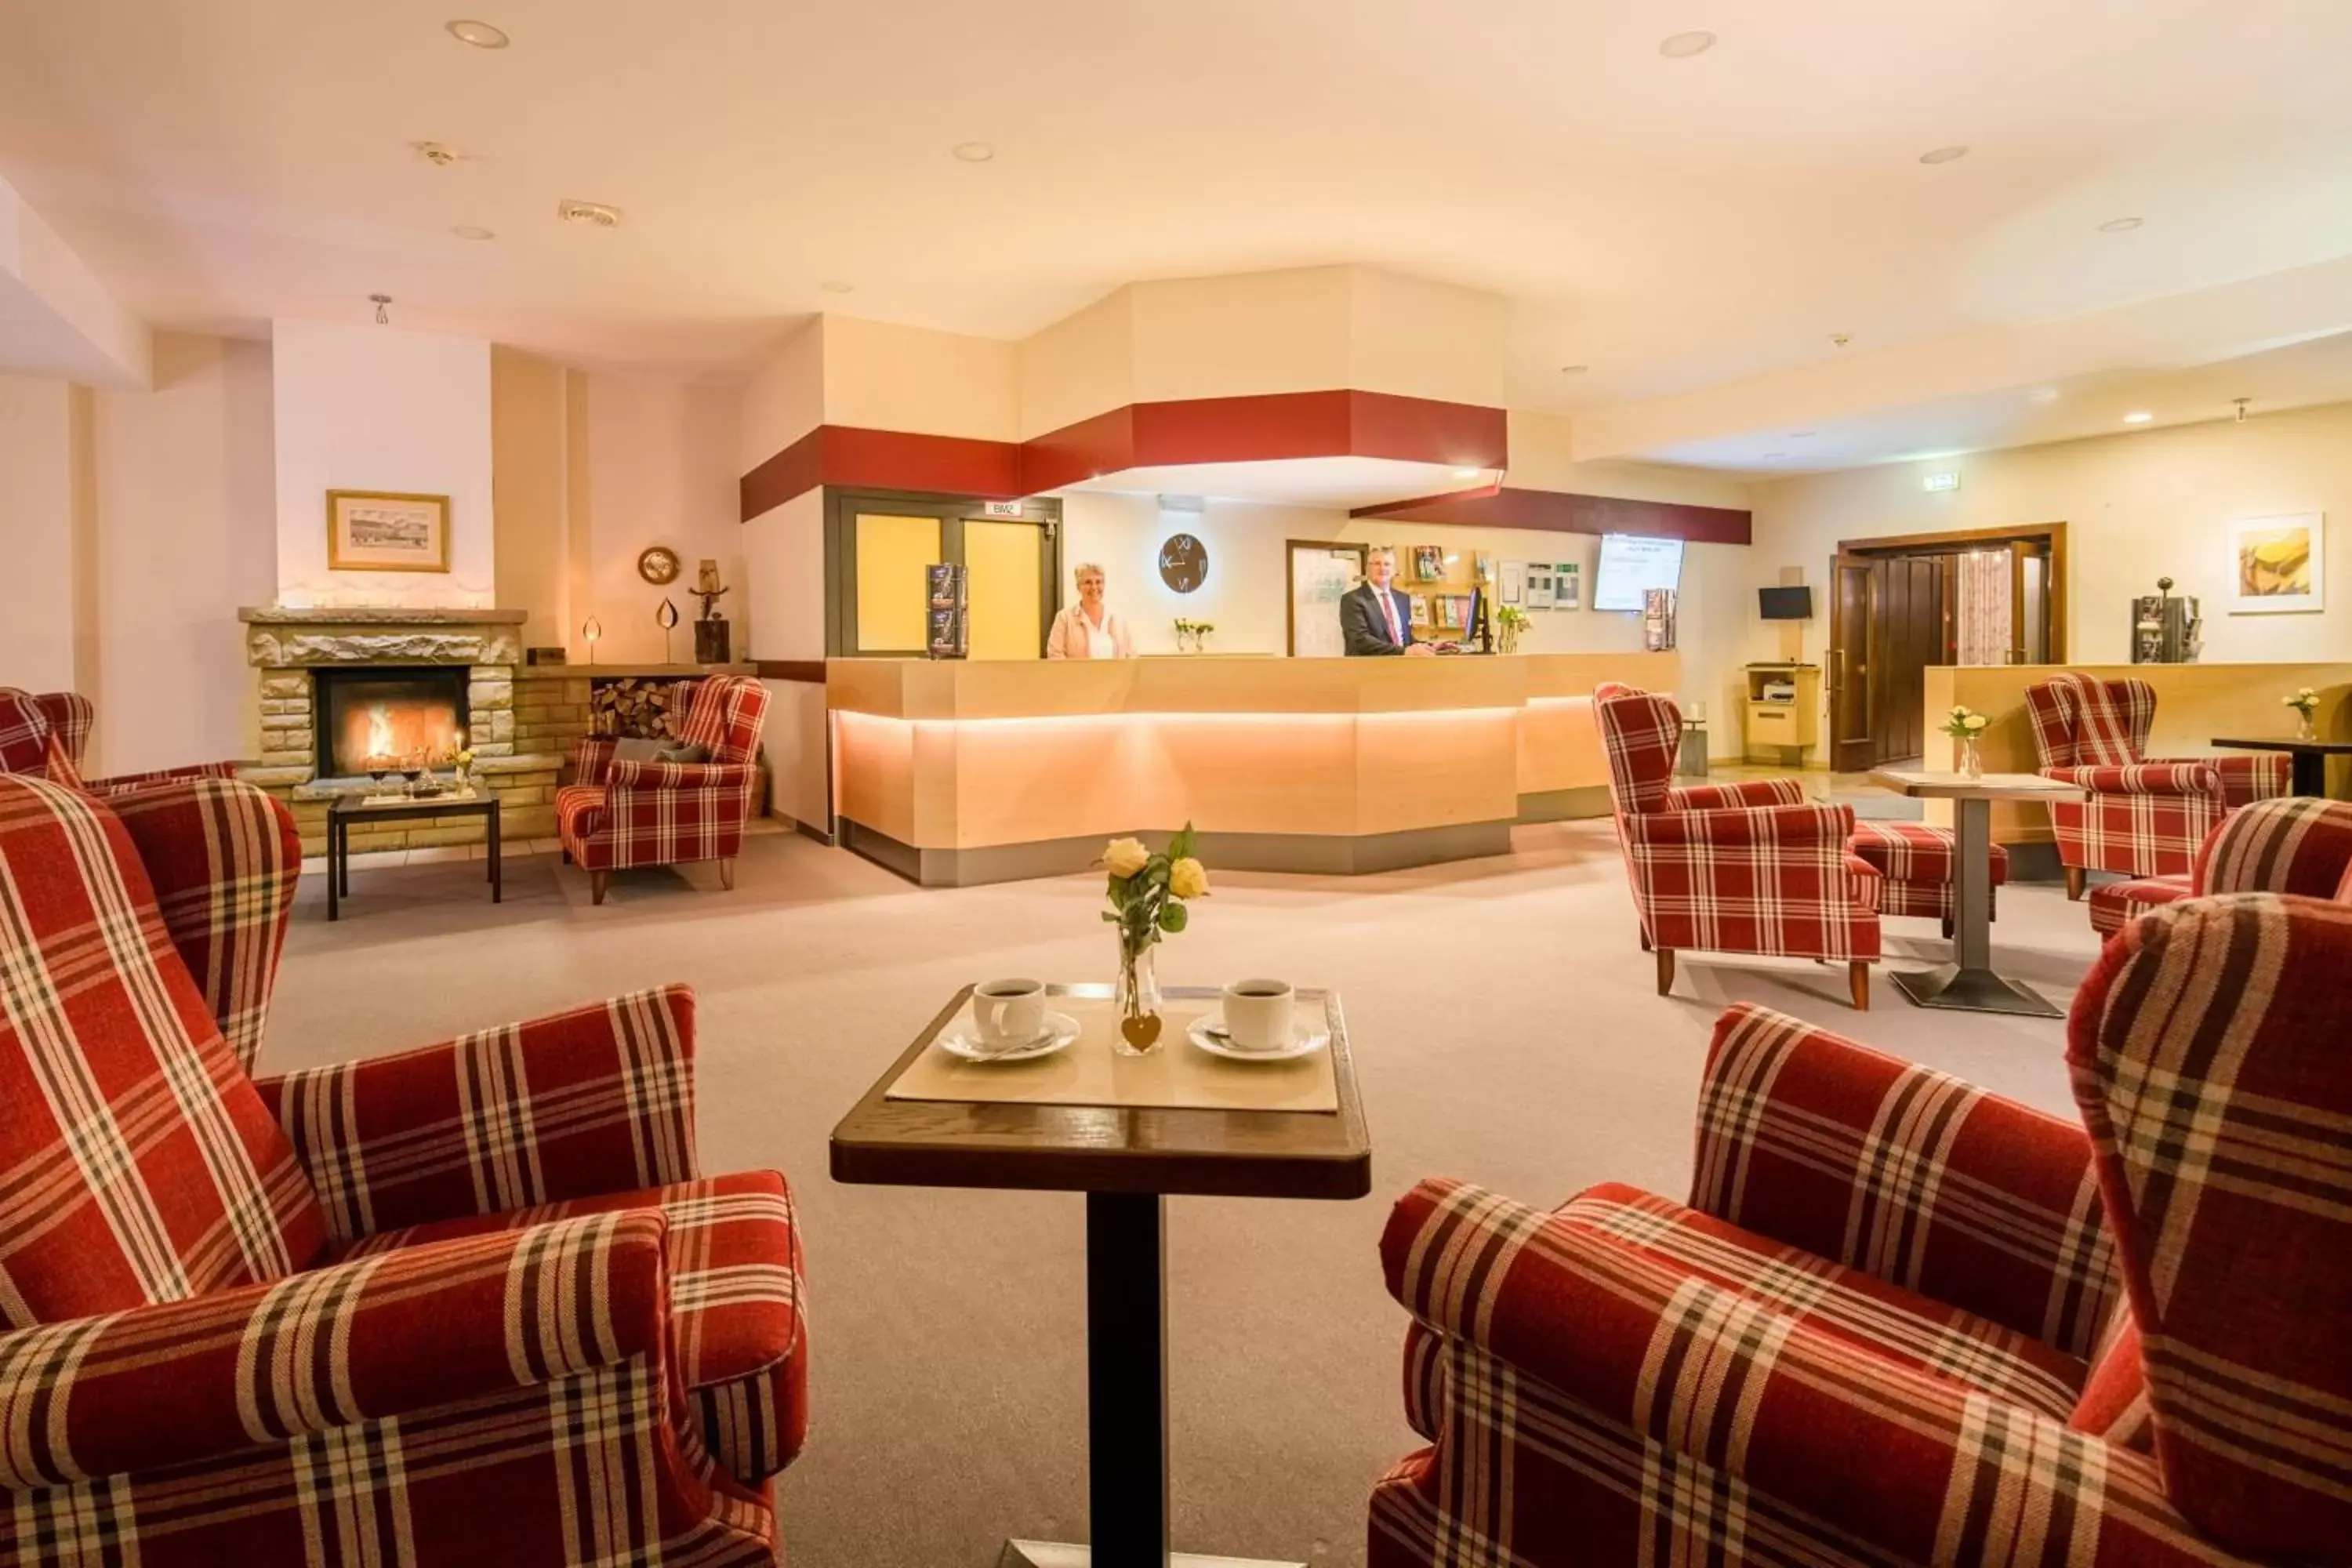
1849 961 1871 1011
1941 915 1955 941
561 847 572 866
2065 866 2085 902
719 857 735 891
590 871 608 906
1654 949 1675 996
1639 926 1652 953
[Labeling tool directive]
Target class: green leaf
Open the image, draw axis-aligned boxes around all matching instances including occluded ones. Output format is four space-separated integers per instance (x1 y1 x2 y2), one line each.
1157 902 1188 934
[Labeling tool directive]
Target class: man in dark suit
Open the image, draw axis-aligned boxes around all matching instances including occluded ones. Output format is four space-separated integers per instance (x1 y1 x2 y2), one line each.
1341 546 1436 657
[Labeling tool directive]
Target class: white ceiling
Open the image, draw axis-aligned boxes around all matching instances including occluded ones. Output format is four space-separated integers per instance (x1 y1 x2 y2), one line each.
5 0 2352 471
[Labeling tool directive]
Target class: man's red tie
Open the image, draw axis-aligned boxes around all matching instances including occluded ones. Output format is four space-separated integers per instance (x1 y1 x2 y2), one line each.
1380 591 1402 645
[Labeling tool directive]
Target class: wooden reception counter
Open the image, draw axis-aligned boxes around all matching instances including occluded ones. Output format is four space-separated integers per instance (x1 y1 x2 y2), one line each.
827 652 1675 884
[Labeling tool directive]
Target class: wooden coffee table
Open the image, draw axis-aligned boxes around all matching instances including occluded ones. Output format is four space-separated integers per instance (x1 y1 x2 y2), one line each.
831 982 1371 1568
2210 736 2351 798
1870 770 2082 1018
325 791 501 920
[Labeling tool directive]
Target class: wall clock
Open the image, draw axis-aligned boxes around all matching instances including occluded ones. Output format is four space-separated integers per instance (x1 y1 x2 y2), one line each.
1158 532 1209 593
637 545 681 586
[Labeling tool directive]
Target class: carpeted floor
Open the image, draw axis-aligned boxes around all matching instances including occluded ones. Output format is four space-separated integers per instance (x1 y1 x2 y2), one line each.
266 819 2104 1567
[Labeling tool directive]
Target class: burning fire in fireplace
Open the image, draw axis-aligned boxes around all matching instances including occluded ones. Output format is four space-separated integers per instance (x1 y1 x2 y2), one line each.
316 669 469 777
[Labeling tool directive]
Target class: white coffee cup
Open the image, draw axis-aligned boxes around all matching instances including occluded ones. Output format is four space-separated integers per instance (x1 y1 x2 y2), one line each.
972 978 1047 1048
1220 978 1295 1052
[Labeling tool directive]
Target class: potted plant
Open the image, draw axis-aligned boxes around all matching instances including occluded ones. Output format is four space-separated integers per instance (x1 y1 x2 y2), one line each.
1942 705 1991 778
1099 825 1209 1053
2286 686 2321 741
1496 604 1530 655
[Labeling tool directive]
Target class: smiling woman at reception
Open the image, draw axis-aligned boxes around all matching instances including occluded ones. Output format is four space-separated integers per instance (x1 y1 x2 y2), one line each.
1046 561 1134 659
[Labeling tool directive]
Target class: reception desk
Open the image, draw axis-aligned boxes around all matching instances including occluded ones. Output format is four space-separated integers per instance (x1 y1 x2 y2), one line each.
827 652 1675 884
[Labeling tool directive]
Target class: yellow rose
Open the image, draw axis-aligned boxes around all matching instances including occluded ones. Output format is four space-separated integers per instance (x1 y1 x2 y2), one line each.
1963 713 1988 731
1169 857 1209 899
1102 837 1151 879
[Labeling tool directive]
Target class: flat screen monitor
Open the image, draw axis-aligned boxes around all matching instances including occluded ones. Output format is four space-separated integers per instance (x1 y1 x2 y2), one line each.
1759 585 1813 621
1464 585 1490 652
1591 534 1685 612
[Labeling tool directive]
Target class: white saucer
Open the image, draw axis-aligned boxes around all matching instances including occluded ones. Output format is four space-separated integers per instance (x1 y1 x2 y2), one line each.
1186 1012 1327 1062
940 1011 1080 1063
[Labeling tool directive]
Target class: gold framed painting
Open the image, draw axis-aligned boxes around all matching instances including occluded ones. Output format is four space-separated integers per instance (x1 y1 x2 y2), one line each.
326 489 451 573
2227 512 2323 615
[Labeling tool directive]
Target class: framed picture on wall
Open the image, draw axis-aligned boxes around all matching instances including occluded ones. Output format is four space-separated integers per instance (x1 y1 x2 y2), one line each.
2227 512 2324 614
1411 544 1446 582
1553 561 1581 610
327 490 451 573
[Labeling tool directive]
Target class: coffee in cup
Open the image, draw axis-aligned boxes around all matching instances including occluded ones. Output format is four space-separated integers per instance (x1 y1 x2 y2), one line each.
1220 978 1295 1052
973 978 1047 1048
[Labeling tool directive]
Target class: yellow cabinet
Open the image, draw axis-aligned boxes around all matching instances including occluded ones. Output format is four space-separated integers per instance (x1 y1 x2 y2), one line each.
1743 662 1821 764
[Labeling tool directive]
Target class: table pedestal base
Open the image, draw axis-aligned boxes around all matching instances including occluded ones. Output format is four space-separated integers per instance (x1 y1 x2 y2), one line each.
1002 1543 1305 1568
1889 962 2063 1018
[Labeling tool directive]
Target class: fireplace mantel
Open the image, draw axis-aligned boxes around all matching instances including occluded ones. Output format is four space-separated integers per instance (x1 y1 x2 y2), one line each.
238 607 527 626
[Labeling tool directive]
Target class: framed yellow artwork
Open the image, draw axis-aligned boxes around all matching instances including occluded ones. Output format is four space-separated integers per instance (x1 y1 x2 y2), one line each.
326 489 451 573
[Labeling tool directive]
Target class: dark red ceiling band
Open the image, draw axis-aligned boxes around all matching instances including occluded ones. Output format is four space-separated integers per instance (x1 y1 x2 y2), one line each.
1352 485 1751 545
742 388 1511 519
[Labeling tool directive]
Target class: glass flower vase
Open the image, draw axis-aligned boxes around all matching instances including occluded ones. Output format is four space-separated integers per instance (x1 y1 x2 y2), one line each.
2297 713 2318 742
1959 736 1984 779
1112 935 1163 1056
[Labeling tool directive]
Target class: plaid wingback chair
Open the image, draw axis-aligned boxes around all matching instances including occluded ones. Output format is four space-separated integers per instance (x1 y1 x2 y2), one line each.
2025 671 2291 898
1593 682 1881 1008
1371 920 2352 1568
557 675 769 905
0 773 808 1566
0 686 238 796
2088 793 2352 935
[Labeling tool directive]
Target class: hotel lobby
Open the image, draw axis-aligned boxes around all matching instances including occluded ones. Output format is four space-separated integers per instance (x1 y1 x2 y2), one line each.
4 6 2351 1567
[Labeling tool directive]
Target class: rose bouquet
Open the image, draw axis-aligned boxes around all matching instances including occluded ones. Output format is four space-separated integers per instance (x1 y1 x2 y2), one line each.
2286 686 2320 739
1099 825 1209 1052
1942 706 1991 777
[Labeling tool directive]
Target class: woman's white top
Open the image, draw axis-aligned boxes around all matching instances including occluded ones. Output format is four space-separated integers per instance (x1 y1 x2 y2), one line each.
1083 612 1116 659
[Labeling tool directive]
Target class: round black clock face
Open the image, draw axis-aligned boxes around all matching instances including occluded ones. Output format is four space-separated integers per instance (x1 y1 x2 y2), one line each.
1158 532 1209 593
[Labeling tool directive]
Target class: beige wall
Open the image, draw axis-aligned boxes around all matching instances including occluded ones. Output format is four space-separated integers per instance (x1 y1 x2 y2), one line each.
491 347 570 652
738 318 823 472
0 374 82 693
821 315 1018 441
1725 399 2352 764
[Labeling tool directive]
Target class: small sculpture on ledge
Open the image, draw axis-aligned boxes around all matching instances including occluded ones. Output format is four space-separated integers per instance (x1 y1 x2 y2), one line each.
692 559 731 664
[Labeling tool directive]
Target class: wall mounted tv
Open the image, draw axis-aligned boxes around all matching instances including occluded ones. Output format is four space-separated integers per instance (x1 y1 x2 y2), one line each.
1591 534 1685 612
1758 586 1814 620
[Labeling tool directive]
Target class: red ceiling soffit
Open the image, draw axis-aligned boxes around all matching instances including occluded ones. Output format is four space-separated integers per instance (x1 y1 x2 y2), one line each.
1352 485 1751 546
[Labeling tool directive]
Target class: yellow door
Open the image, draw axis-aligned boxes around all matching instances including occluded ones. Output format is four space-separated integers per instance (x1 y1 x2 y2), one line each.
854 514 942 652
962 519 1044 659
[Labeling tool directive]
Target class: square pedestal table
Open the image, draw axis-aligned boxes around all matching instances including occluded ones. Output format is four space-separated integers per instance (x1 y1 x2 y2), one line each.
830 983 1372 1568
2210 736 2352 798
1869 770 2083 1018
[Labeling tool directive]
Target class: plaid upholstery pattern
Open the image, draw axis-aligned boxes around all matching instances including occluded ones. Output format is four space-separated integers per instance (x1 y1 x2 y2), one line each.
32 691 93 769
558 677 768 876
0 775 328 1327
2086 797 2352 936
1595 685 1881 964
2069 892 2352 1558
105 778 300 1073
344 1170 808 1484
0 1210 779 1566
256 985 701 1244
1 687 237 797
1846 819 2009 923
1372 1173 2267 1568
2089 874 2191 936
1690 1004 2118 1356
0 689 52 774
2025 673 2290 879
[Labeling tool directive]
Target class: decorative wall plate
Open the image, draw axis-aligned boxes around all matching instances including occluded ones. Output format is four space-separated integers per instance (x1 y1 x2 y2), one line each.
637 546 682 585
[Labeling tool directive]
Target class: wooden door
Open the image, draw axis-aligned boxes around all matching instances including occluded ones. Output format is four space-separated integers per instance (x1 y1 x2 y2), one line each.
1828 554 1875 772
960 518 1046 659
1871 554 1947 763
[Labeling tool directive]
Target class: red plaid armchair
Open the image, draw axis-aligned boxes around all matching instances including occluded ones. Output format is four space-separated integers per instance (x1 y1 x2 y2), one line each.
1372 892 2352 1567
0 685 238 795
0 772 807 1566
2025 671 2290 898
2088 793 2352 935
557 675 769 905
1594 683 1880 1009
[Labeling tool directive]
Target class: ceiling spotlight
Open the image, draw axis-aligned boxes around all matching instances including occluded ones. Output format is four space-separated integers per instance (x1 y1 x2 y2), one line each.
1658 31 1716 58
1559 363 1589 375
451 224 495 241
2097 216 2143 233
2234 396 2252 423
2028 387 2061 404
819 280 855 294
1918 145 1969 165
557 198 623 227
953 141 996 163
369 293 391 325
1829 332 1851 348
445 19 510 48
1450 467 1482 481
2123 410 2154 424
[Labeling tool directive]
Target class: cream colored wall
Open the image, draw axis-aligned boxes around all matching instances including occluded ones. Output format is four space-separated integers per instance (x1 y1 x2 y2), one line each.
1345 268 1509 408
1016 287 1136 439
1131 267 1353 406
0 374 82 691
491 347 569 652
737 318 823 472
1728 399 2352 764
575 371 746 664
744 488 828 826
820 314 1018 441
1506 412 1755 509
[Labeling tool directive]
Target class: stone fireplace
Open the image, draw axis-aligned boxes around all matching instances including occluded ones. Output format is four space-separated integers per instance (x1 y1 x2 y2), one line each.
312 666 471 779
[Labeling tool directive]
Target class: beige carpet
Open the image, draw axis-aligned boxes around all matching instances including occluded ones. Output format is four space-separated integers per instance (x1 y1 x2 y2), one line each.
267 821 2103 1566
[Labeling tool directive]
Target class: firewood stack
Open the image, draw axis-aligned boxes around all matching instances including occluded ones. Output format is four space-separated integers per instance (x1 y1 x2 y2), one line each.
588 677 694 739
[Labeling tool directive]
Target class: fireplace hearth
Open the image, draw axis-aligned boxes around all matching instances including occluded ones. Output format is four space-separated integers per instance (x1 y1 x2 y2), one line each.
313 666 470 778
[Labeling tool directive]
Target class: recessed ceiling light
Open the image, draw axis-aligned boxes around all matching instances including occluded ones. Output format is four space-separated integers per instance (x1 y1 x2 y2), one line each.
953 142 995 163
1559 364 1589 375
557 198 622 228
1790 430 1817 439
1658 31 1716 58
1918 145 1969 165
451 224 495 241
2098 216 2143 233
819 280 855 294
1762 452 1787 459
2029 387 2061 404
2123 411 2154 424
445 19 509 48
1450 467 1482 481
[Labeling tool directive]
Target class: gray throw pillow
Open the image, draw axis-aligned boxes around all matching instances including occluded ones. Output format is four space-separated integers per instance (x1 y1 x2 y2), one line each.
654 741 710 764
